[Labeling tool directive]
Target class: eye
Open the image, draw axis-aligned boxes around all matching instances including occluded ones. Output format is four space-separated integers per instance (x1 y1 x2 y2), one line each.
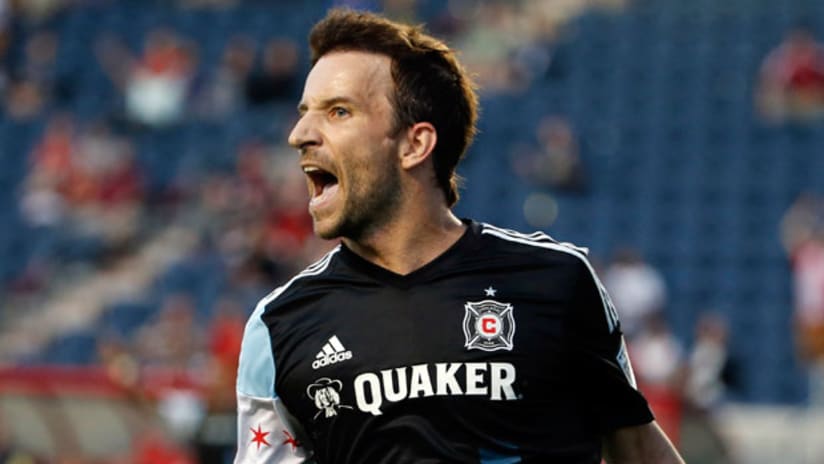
330 106 350 119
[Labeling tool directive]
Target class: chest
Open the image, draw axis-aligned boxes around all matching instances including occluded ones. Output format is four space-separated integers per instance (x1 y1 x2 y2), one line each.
265 274 575 427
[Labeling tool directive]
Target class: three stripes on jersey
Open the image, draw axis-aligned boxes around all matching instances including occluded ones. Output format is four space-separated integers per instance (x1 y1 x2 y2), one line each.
313 335 353 369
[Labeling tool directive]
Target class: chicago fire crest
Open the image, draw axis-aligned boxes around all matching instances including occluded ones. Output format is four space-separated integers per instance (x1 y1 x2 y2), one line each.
463 299 516 351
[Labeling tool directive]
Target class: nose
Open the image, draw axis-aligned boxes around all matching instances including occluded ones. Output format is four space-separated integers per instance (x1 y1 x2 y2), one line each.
288 113 321 154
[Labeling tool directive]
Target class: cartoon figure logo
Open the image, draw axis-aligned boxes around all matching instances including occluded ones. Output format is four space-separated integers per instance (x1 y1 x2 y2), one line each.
306 377 353 419
463 299 516 351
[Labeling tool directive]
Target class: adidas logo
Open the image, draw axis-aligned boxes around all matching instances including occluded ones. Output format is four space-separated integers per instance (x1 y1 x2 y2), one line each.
312 335 353 370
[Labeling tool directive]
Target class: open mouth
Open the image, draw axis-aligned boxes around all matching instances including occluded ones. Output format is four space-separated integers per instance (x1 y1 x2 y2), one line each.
303 166 339 200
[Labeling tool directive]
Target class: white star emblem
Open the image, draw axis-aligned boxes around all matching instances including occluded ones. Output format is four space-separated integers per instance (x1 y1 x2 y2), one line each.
484 286 497 297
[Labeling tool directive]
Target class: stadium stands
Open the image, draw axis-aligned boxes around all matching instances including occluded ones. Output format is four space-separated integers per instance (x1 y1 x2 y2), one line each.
1 0 821 408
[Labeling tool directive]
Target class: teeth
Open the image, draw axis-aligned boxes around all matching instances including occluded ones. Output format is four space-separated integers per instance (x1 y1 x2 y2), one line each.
303 166 320 173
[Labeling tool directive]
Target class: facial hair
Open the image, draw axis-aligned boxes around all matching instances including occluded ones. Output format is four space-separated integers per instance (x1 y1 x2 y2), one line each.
317 148 403 242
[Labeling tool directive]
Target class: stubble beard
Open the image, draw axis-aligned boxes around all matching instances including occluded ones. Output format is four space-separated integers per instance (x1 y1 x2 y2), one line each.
315 157 403 243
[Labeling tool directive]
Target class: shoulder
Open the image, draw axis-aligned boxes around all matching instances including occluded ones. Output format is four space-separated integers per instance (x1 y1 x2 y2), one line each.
474 222 605 303
472 222 621 333
476 221 592 267
237 245 341 397
254 244 342 316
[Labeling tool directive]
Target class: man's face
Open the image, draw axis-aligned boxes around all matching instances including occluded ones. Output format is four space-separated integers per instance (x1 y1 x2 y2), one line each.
288 51 403 240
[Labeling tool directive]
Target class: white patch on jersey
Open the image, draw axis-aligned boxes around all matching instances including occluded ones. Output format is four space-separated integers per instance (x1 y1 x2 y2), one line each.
463 299 516 351
234 394 311 463
312 335 353 370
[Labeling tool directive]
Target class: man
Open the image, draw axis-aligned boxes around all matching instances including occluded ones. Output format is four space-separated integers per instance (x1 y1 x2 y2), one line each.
235 8 684 464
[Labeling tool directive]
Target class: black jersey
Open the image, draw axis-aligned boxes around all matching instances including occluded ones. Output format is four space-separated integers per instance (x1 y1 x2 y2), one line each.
235 221 653 463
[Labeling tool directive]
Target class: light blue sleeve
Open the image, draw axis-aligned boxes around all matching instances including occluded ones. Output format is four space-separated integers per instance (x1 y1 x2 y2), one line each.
237 300 277 398
235 296 313 463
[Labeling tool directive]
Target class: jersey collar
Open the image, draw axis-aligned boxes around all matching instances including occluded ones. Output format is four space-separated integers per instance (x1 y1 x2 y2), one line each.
337 219 481 288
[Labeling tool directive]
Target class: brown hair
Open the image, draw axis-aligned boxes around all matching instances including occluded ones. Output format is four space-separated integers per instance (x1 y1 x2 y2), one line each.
308 8 479 207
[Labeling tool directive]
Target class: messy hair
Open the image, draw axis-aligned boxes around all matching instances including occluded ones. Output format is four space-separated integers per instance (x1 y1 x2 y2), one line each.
309 8 479 207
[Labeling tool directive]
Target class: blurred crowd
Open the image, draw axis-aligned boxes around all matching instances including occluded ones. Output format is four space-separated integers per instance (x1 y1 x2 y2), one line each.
782 193 824 408
1 0 824 463
755 24 824 125
2 0 332 462
600 248 738 463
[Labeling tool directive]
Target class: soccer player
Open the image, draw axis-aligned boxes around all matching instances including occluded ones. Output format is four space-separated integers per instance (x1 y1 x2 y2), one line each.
235 8 684 464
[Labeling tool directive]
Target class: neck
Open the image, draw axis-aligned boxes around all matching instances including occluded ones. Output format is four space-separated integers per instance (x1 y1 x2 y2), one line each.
342 205 465 276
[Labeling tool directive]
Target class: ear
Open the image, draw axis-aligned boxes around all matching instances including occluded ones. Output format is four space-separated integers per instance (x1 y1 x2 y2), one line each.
399 122 437 170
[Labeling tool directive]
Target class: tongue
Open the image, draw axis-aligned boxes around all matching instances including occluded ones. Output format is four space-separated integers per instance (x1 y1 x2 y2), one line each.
311 182 339 206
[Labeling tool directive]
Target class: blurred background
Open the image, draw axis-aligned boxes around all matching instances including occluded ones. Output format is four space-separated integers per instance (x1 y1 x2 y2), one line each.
1 0 823 462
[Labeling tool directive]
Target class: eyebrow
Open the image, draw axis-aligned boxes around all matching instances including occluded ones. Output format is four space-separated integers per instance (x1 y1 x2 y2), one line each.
297 96 357 115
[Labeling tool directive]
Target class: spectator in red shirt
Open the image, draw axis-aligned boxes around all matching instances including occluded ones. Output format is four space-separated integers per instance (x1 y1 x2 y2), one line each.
756 25 824 123
781 193 824 406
